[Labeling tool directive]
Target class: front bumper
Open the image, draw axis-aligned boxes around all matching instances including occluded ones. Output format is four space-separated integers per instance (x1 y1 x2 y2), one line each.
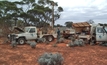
7 34 18 41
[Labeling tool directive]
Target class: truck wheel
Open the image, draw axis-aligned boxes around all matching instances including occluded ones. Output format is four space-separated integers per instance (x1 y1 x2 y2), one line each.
18 38 25 44
42 37 47 42
47 36 54 42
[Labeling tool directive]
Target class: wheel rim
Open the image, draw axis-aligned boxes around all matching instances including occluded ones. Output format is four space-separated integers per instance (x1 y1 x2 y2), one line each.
20 40 24 44
48 36 52 42
43 38 46 42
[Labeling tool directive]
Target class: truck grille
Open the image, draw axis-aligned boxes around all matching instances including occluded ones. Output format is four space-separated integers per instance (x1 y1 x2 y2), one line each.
8 34 16 41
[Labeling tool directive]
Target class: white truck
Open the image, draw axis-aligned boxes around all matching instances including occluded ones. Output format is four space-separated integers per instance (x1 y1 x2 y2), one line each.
78 23 107 45
8 26 57 44
90 24 107 44
71 22 107 45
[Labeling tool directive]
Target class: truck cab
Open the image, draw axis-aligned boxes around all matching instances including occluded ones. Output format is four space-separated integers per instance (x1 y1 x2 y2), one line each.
23 26 38 40
89 24 107 45
95 26 107 42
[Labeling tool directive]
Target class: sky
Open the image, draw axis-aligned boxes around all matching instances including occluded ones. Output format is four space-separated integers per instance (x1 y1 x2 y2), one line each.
8 0 107 25
53 0 107 25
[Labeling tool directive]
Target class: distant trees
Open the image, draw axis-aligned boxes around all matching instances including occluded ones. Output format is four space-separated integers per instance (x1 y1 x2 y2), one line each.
86 19 94 24
65 21 73 28
54 24 63 27
98 23 107 26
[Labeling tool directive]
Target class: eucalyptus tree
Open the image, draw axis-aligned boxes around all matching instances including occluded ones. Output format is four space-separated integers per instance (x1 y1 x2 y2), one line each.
12 0 63 27
38 0 63 27
0 1 22 27
27 4 51 27
0 0 64 27
14 0 37 26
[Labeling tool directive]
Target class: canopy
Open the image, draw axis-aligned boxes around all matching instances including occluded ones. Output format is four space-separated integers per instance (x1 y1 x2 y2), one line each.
73 22 91 28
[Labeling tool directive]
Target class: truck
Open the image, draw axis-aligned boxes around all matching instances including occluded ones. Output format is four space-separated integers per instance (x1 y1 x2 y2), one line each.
72 22 107 45
68 22 91 42
90 23 107 44
7 23 107 45
7 26 57 44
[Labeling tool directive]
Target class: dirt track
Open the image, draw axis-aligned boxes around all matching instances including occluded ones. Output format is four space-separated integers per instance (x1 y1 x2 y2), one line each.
0 38 107 65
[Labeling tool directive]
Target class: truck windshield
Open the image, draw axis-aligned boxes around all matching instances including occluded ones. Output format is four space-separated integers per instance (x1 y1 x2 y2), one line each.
24 27 30 32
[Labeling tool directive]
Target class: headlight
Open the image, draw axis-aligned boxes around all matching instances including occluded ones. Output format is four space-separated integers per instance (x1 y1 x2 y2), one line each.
7 34 10 38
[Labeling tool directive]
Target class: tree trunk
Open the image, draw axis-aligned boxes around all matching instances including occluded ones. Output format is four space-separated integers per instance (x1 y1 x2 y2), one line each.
52 2 54 28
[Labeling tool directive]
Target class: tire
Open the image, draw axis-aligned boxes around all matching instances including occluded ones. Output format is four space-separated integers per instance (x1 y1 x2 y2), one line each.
90 37 96 45
18 38 25 44
42 37 47 42
47 36 54 42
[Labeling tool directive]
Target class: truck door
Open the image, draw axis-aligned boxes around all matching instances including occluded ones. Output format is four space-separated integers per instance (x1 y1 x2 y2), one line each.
96 27 107 41
28 28 37 40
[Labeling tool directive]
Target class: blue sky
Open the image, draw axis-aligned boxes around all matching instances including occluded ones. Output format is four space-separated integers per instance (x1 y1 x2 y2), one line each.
7 0 107 25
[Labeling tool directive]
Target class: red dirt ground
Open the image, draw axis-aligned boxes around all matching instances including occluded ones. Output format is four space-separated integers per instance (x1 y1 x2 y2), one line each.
0 37 107 65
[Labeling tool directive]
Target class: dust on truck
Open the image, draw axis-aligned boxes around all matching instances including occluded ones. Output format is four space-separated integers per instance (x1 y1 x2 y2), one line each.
7 26 57 44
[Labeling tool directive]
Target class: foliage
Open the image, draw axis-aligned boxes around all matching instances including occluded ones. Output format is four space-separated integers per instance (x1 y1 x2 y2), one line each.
57 37 65 43
65 21 73 28
10 40 17 48
54 24 63 27
30 41 36 49
38 52 64 65
0 0 63 28
69 39 85 47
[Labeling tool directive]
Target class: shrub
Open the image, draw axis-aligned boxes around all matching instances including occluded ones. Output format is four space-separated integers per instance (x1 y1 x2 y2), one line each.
38 52 64 65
